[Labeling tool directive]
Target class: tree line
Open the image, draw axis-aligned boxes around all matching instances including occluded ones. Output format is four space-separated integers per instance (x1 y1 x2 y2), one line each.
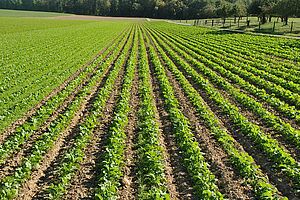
0 0 299 21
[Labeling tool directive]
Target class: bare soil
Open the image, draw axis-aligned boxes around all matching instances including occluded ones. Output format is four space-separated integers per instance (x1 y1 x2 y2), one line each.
62 68 124 199
0 31 127 180
15 33 130 200
147 47 195 199
117 67 139 200
164 66 252 199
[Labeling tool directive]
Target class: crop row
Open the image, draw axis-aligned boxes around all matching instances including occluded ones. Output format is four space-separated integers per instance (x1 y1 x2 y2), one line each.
143 27 224 199
0 27 134 200
143 24 300 192
148 27 300 151
144 25 283 199
43 28 135 199
0 29 129 165
95 25 138 199
134 27 169 199
151 26 300 124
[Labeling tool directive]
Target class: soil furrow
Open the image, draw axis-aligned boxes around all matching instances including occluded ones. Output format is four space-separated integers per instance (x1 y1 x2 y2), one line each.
174 62 296 198
62 70 124 200
147 50 192 199
15 47 129 200
151 77 180 200
163 66 252 199
117 68 139 200
0 27 129 143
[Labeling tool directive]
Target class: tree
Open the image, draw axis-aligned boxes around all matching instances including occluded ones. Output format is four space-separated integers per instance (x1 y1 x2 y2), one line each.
233 0 247 20
248 0 278 24
216 0 233 20
96 0 111 15
274 0 300 24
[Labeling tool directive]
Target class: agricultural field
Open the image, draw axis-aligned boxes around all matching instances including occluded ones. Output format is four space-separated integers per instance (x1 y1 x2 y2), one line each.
1 11 300 200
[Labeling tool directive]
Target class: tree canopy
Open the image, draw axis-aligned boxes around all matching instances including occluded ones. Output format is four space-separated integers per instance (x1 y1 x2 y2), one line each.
0 0 299 19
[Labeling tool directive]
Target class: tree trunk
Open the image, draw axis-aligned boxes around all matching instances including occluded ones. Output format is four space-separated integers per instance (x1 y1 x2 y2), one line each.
261 14 267 24
269 15 272 22
284 16 288 25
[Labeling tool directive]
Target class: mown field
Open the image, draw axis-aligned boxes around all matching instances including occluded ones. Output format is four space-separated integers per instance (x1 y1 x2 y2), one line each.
1 11 300 200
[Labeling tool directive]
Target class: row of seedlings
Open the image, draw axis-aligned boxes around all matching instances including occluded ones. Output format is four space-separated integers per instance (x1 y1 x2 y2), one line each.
146 27 285 199
135 27 169 199
142 27 224 199
0 27 134 200
43 26 135 199
0 29 130 164
94 26 138 199
149 27 300 153
145 26 300 193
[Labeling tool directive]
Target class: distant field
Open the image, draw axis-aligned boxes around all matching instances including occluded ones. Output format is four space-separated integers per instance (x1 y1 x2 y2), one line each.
0 17 94 34
0 9 70 17
1 9 300 200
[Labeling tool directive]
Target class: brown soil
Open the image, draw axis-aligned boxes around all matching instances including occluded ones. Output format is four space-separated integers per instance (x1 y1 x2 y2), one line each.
15 33 131 200
146 45 194 199
0 29 126 144
0 30 128 180
163 67 252 199
117 67 139 200
150 72 180 200
62 68 124 200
